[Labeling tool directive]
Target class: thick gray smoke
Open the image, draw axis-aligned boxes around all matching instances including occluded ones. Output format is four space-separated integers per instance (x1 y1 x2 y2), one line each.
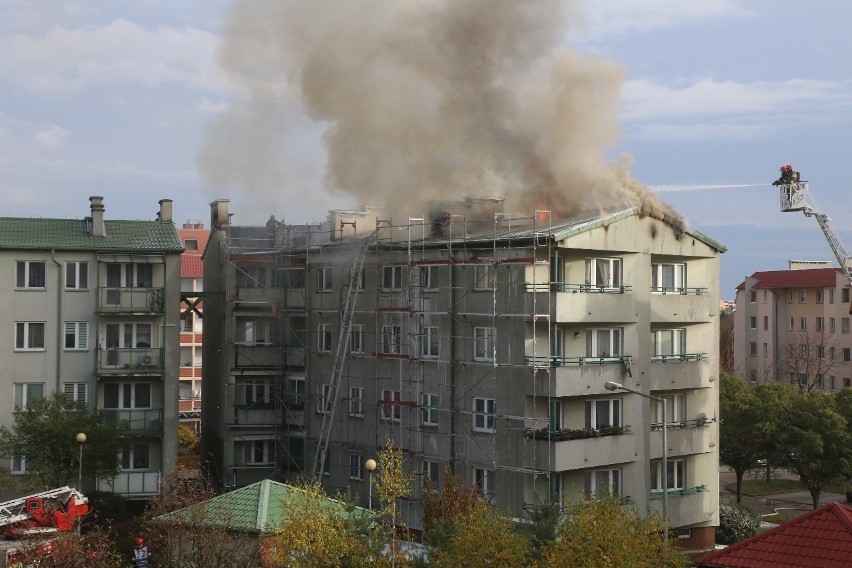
199 0 680 228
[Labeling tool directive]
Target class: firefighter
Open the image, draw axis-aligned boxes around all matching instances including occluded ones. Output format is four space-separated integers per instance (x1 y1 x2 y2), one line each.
133 537 151 567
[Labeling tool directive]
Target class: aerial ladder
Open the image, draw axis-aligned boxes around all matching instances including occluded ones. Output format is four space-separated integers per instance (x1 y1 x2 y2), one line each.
312 230 378 477
0 487 89 539
774 165 852 287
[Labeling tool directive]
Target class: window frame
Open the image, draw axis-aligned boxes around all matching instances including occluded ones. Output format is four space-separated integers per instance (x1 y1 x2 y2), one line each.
586 257 623 289
474 264 496 290
585 398 622 429
422 326 440 359
651 459 686 492
349 453 364 480
15 321 46 351
380 390 402 422
474 326 496 362
65 261 89 290
16 261 46 290
316 384 333 415
64 382 88 407
350 324 364 354
14 383 44 410
382 265 403 291
472 467 495 498
317 323 332 352
121 442 151 471
316 267 332 293
242 439 274 466
421 393 439 426
652 328 686 358
473 397 496 433
64 321 89 351
588 328 623 358
585 468 622 498
349 386 364 418
381 324 402 354
421 265 438 291
103 382 152 409
651 262 685 293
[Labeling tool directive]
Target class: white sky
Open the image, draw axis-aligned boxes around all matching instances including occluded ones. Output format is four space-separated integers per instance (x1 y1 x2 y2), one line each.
2 0 852 296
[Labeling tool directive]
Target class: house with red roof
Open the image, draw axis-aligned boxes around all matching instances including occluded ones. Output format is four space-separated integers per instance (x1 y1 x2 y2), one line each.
695 501 852 567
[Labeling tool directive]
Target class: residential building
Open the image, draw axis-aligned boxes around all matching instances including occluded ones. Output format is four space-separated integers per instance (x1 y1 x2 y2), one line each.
0 196 183 498
734 266 852 391
201 200 723 549
177 223 209 433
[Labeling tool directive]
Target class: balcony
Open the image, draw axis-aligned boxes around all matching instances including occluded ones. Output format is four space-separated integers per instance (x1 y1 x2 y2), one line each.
650 358 711 390
179 398 201 413
98 471 160 497
649 291 712 323
649 486 713 527
528 356 634 397
550 284 637 324
100 408 162 434
233 403 278 426
525 429 636 471
650 419 714 458
98 348 163 374
99 287 164 314
234 344 280 369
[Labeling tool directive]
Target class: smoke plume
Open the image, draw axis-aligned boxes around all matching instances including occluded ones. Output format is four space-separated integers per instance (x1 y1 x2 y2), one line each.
199 0 680 228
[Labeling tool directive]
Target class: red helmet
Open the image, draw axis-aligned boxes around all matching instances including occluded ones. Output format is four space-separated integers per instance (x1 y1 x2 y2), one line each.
136 537 145 547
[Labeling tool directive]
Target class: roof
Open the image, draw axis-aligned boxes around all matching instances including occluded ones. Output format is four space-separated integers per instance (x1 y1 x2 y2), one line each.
154 479 372 535
181 255 203 278
0 218 182 252
736 268 843 291
695 502 852 568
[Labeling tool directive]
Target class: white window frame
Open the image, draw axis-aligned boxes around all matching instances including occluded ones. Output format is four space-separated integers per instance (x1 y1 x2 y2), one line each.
381 325 402 354
64 321 89 351
474 264 496 290
316 384 332 415
474 327 495 362
651 262 685 293
381 390 402 422
242 378 273 406
800 317 807 331
657 393 686 423
652 329 685 359
10 455 26 474
14 383 44 410
242 439 274 466
317 267 332 292
588 328 622 358
121 442 151 470
64 382 88 407
15 322 45 351
422 459 440 488
382 266 403 291
799 289 807 303
585 399 622 429
349 386 364 417
586 257 622 289
585 468 622 498
651 459 685 492
473 397 496 433
239 320 273 346
422 326 439 359
817 317 825 332
749 317 757 330
350 325 364 354
472 467 495 498
421 265 438 290
317 323 332 352
817 289 825 304
421 393 439 426
349 453 364 480
16 261 46 289
65 261 89 290
103 382 151 409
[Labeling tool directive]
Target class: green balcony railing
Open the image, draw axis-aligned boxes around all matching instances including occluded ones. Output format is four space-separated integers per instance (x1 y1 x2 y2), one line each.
650 353 708 363
525 355 633 368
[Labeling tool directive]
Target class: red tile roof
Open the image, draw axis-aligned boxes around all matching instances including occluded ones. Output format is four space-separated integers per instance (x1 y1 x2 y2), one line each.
181 255 203 278
696 502 852 568
736 268 843 291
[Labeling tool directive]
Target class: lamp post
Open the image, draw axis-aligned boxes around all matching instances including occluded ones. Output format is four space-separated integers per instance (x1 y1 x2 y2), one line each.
76 432 87 491
365 458 377 509
604 381 668 539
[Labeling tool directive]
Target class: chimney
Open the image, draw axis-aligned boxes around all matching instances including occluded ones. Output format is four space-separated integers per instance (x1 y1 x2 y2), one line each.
158 199 173 222
89 196 105 237
183 222 193 229
210 199 230 229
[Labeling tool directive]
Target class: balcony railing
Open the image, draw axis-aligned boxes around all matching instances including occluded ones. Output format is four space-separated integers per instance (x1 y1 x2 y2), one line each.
651 353 708 363
525 355 633 368
525 282 632 293
651 416 710 431
98 348 163 372
100 408 162 433
524 425 631 441
98 471 160 496
650 287 708 295
99 287 164 313
650 484 707 499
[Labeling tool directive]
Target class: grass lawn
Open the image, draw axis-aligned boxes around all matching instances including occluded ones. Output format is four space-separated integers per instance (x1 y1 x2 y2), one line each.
724 478 804 495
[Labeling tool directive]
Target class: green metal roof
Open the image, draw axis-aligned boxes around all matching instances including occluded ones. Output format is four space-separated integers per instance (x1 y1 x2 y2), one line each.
154 479 373 535
0 218 183 252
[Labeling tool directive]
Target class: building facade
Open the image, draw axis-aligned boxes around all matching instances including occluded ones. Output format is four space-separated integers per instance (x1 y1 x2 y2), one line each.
177 223 208 433
734 266 852 392
201 200 723 549
0 196 183 498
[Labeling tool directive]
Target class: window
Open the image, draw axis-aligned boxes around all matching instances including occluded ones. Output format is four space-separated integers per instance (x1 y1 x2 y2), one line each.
242 379 273 406
831 376 837 391
844 348 850 363
651 263 685 293
107 263 153 288
122 443 151 470
422 393 439 426
472 467 495 498
288 375 305 408
799 289 807 303
789 317 794 331
764 316 769 330
381 390 402 422
474 264 496 290
749 290 757 303
474 327 495 361
242 440 273 465
844 318 851 334
64 322 89 350
831 346 836 361
588 328 622 358
422 327 439 359
799 317 807 331
586 258 622 289
845 288 851 303
317 267 332 292
180 311 194 333
651 459 685 491
763 343 769 357
11 455 26 474
749 317 757 330
104 382 151 409
585 399 622 429
658 393 687 423
65 261 88 289
585 468 621 498
15 322 45 350
749 342 757 356
184 239 199 251
349 453 364 480
104 322 153 366
16 261 46 289
14 383 44 410
349 387 364 417
749 370 757 383
830 288 835 304
817 289 825 304
831 318 836 333
818 346 825 359
350 325 364 354
845 378 851 388
382 266 403 291
763 290 768 303
422 460 440 488
421 265 438 290
318 324 332 352
473 398 496 433
652 329 685 358
817 317 825 332
788 290 794 304
381 325 402 354
317 384 333 414
64 382 87 407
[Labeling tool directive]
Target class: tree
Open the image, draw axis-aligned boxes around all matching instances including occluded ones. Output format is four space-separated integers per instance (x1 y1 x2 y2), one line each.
373 439 415 565
783 330 839 391
719 371 769 502
178 424 197 455
536 495 687 568
719 308 735 374
716 503 761 545
423 465 483 551
0 393 124 488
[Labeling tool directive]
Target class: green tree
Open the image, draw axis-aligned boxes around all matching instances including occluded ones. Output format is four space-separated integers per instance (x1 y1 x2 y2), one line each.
536 495 687 568
0 393 125 488
716 502 761 545
373 439 415 566
178 424 197 455
719 371 768 502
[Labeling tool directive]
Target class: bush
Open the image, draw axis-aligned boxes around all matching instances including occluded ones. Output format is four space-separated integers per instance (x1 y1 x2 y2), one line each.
178 425 197 455
717 502 762 544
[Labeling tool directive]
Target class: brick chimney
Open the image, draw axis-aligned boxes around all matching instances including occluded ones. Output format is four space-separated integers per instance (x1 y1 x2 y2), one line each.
89 196 105 237
158 199 173 222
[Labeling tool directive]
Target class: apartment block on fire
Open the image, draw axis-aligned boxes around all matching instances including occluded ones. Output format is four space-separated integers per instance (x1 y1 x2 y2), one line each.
0 197 183 498
734 263 852 391
178 223 209 433
201 199 723 549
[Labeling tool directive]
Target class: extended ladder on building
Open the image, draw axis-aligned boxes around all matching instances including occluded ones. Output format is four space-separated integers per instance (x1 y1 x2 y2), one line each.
0 487 86 528
312 230 378 477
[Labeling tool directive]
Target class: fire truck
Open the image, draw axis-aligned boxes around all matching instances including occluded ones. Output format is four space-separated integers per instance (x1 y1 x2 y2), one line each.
0 487 88 540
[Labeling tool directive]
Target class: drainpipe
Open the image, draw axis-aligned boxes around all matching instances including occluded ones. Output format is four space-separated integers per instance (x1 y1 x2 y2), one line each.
449 258 456 472
51 251 62 393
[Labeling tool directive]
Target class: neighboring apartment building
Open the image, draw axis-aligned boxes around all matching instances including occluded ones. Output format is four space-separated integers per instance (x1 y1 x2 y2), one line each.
201 200 723 549
177 223 209 433
0 196 183 498
734 265 852 391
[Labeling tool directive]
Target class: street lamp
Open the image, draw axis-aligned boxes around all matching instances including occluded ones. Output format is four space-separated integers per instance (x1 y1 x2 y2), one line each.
604 381 668 539
76 432 87 491
365 458 377 509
